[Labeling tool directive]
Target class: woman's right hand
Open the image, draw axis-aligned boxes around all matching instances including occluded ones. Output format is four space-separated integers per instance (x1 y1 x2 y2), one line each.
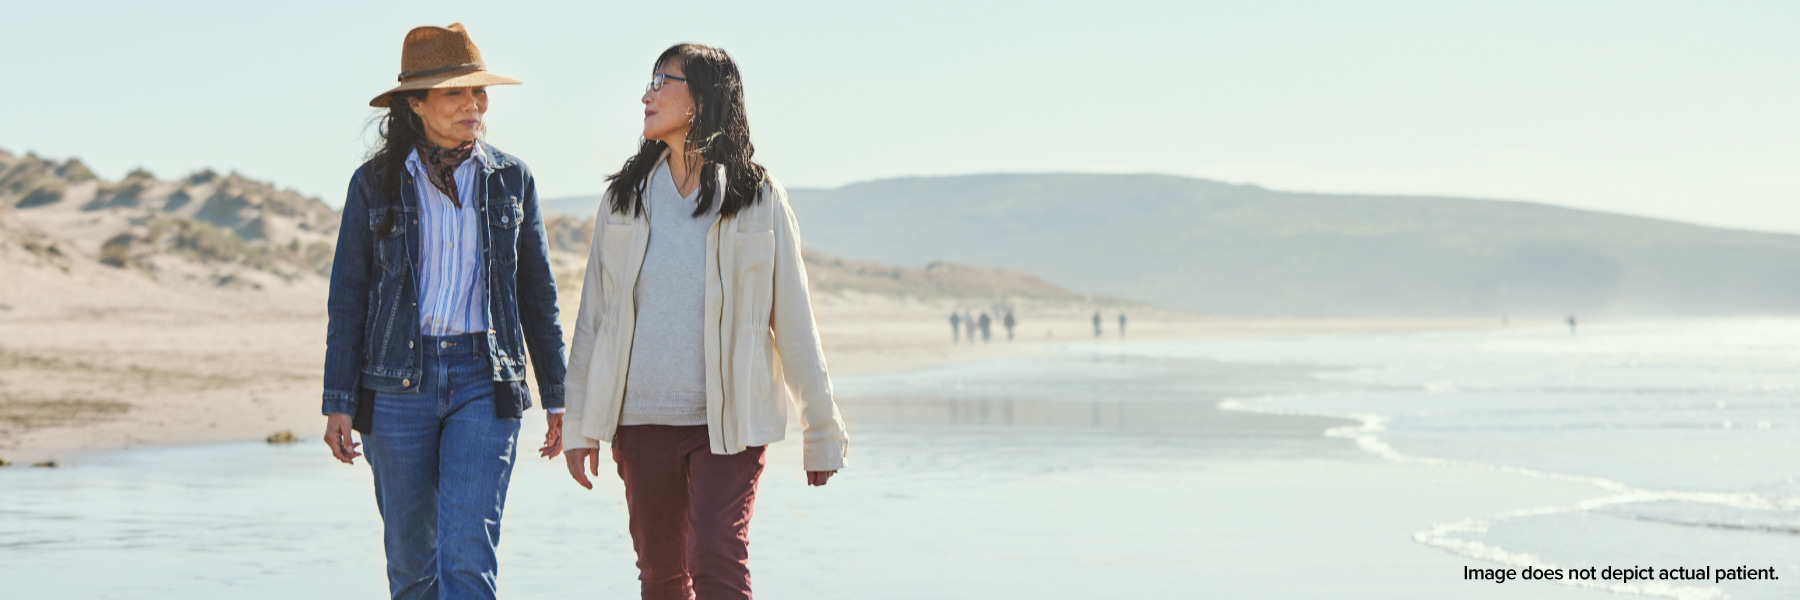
324 414 361 464
565 448 599 489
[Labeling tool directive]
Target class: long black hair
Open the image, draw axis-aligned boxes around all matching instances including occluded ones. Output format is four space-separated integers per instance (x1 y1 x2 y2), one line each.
367 89 429 235
605 43 767 219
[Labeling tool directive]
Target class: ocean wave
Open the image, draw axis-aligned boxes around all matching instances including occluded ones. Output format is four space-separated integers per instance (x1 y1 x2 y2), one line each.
1220 392 1793 599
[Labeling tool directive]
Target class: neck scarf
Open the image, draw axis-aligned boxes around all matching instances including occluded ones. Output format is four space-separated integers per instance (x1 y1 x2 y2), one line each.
418 140 476 208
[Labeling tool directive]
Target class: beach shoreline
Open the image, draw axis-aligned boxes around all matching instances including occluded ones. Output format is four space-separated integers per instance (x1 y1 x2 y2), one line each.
14 314 1791 598
0 269 1508 465
0 321 1639 600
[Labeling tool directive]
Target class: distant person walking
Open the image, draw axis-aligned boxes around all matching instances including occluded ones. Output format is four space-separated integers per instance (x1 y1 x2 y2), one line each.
978 312 992 343
560 43 847 599
1568 315 1577 335
965 310 977 342
1119 312 1128 337
1093 311 1103 337
950 311 962 344
1003 310 1016 341
320 23 567 599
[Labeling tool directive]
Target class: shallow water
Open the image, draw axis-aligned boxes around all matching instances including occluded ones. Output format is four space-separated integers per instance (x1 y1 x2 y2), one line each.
1122 319 1800 599
2 320 1794 598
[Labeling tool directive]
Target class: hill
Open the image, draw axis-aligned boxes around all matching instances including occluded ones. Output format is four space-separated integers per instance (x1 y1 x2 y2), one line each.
763 174 1800 317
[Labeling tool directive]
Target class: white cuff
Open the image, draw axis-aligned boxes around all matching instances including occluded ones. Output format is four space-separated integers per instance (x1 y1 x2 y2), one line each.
546 407 566 414
803 437 849 472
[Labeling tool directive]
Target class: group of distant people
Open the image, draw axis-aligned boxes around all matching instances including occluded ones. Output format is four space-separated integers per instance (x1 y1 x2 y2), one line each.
1094 311 1126 338
949 307 1017 344
946 308 1131 343
1503 313 1581 335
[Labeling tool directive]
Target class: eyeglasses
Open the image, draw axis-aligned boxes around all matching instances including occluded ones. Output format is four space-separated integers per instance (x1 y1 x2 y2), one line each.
646 73 687 93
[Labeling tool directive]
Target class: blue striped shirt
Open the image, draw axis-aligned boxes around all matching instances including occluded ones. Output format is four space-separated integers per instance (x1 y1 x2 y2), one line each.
405 145 488 336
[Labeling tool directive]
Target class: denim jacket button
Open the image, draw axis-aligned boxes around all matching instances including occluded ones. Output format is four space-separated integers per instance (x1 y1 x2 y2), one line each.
408 341 414 349
402 378 412 387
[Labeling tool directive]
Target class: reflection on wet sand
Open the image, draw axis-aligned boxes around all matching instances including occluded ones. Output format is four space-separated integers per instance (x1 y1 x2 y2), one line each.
830 350 1365 435
839 395 1350 434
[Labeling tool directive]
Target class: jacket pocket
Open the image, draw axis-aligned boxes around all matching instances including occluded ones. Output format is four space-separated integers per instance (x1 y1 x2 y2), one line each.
733 230 776 330
487 197 523 265
599 223 635 296
369 209 407 272
733 330 786 431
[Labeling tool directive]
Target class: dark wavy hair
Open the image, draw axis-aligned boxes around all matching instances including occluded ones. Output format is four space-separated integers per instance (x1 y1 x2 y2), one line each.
366 89 429 236
605 43 767 219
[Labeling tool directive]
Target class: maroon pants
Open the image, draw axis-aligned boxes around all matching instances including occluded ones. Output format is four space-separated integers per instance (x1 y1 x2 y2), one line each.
613 425 766 600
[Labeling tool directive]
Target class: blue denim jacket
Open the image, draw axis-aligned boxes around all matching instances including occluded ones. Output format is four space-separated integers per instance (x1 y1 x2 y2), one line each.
322 142 566 432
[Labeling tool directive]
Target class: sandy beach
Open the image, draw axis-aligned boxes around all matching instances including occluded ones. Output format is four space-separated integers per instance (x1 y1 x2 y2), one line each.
0 256 1500 465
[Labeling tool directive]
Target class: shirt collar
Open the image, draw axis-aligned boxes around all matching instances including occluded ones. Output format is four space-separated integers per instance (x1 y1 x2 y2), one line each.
469 141 491 168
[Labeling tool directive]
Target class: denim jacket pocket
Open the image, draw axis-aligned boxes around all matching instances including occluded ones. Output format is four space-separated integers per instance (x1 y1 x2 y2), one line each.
368 209 407 272
487 196 523 264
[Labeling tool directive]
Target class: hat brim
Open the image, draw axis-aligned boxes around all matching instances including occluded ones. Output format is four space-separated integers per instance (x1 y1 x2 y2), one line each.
369 70 523 108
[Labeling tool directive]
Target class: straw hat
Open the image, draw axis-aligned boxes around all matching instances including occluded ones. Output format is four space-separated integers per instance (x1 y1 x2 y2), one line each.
368 23 521 108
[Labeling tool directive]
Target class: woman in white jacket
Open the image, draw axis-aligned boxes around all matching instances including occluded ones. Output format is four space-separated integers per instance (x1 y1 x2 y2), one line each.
561 43 848 599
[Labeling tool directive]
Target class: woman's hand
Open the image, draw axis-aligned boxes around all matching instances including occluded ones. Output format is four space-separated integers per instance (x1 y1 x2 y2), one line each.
323 414 361 464
807 470 836 487
565 448 599 490
539 413 564 459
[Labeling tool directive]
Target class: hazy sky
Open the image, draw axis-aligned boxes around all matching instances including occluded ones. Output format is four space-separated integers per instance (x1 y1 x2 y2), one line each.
4 1 1796 232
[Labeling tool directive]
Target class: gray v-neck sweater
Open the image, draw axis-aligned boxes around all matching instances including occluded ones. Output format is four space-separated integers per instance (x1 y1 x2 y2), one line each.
620 161 719 426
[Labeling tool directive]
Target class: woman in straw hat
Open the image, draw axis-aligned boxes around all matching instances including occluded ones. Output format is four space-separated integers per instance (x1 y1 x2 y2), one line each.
320 23 567 599
561 43 848 599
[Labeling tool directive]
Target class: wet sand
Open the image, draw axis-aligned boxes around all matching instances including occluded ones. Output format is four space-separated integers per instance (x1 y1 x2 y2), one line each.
0 343 1609 599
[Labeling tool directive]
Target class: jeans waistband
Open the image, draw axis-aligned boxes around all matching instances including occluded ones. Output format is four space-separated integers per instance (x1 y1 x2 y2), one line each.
421 332 486 356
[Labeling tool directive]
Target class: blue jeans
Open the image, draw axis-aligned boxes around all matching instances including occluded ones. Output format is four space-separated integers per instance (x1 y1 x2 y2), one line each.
364 333 521 600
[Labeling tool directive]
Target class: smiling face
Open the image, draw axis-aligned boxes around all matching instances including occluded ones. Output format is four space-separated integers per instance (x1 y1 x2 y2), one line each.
408 86 488 148
641 60 694 147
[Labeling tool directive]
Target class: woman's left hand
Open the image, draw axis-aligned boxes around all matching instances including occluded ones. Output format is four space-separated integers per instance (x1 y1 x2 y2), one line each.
807 470 836 486
540 413 563 458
